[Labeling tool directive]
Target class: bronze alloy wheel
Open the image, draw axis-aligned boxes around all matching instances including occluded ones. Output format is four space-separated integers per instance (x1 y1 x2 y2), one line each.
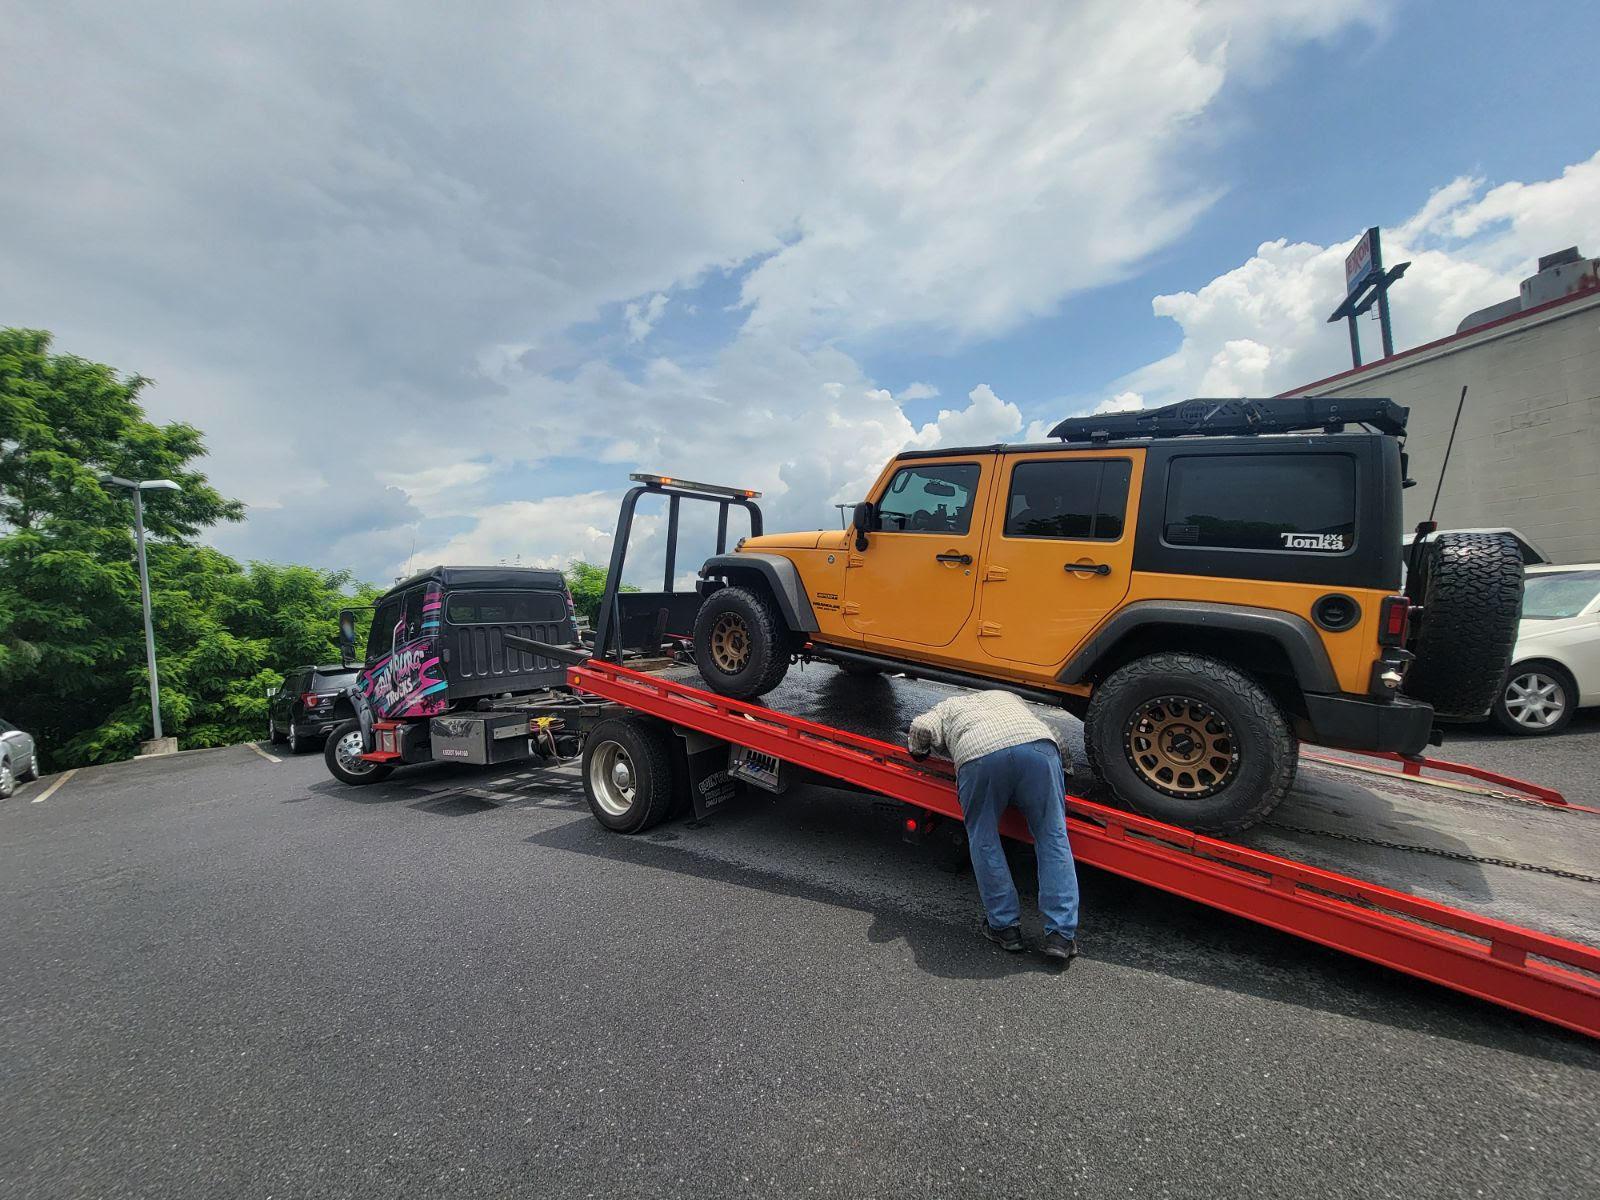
708 611 752 673
1124 695 1240 799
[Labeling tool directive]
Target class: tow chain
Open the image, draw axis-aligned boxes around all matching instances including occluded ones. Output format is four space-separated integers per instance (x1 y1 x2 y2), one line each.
1264 821 1600 885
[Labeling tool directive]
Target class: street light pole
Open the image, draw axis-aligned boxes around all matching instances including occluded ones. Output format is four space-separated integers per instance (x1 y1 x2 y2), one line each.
130 485 163 740
100 475 182 747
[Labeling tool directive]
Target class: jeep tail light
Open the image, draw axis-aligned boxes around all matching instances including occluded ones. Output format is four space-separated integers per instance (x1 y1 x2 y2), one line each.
1378 596 1410 646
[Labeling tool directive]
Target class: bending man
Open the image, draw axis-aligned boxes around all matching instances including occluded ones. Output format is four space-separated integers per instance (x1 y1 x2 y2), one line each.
909 691 1080 961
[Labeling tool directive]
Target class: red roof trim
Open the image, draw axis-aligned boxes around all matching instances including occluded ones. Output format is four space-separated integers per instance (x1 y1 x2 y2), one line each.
1279 280 1600 396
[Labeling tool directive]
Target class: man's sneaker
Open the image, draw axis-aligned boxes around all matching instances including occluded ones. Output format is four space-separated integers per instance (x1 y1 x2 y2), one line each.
1039 931 1079 963
983 923 1025 952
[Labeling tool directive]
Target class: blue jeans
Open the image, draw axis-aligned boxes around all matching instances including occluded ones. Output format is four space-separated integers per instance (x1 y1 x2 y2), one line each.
955 740 1079 937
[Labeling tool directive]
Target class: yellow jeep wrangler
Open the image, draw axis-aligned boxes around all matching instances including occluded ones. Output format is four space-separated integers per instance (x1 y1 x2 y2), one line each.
692 397 1525 832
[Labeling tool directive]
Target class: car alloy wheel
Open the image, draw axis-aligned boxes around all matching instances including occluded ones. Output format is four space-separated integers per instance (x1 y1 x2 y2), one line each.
1123 695 1240 800
0 759 13 799
288 721 302 754
708 611 752 673
1503 670 1568 730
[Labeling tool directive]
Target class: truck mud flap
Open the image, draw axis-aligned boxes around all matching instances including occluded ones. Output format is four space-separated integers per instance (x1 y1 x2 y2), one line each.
674 727 742 819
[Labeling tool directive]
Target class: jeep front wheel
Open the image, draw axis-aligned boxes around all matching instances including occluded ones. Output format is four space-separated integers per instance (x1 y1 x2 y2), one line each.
1084 652 1296 834
692 585 793 698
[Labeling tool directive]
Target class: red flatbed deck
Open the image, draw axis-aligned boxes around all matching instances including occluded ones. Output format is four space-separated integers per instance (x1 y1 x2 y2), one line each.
570 658 1600 1040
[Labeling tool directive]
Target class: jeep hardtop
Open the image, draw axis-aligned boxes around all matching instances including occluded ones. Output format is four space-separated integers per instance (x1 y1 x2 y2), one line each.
692 396 1525 831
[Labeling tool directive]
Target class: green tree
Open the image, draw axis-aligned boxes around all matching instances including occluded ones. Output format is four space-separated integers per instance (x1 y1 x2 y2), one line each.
564 559 636 621
0 329 375 767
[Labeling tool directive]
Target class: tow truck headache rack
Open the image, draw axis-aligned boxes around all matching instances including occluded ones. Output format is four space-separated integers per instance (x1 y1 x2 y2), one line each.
567 658 1600 1041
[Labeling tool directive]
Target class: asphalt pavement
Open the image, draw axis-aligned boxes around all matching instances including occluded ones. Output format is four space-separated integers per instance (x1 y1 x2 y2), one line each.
1 742 1596 1199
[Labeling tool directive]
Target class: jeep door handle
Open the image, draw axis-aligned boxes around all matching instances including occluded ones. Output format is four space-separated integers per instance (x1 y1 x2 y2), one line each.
936 552 973 565
1064 561 1111 576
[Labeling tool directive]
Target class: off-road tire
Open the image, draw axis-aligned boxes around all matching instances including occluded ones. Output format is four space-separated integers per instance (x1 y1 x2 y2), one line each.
582 717 678 834
1404 532 1524 720
1084 652 1297 834
324 719 393 786
693 585 793 699
1491 660 1578 736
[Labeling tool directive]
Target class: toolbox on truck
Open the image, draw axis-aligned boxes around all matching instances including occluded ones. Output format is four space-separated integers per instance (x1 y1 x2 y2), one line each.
429 711 541 766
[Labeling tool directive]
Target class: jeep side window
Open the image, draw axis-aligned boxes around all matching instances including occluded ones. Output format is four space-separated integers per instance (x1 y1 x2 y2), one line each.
1164 454 1356 552
1005 460 1131 540
876 463 982 534
367 597 402 662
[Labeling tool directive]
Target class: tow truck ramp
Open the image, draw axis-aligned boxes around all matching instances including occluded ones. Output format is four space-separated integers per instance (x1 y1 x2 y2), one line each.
568 658 1600 1040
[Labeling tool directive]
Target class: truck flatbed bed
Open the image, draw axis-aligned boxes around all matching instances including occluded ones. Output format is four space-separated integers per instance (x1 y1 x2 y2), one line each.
654 661 1600 946
567 658 1600 1038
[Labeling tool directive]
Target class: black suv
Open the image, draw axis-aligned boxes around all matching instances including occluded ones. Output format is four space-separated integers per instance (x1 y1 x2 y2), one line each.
269 664 361 754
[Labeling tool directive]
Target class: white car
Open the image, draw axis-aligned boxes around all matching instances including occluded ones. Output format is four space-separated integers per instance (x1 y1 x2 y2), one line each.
0 718 40 798
1491 564 1600 735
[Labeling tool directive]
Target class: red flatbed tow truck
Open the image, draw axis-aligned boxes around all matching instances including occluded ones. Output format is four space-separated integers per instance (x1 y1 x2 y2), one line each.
365 474 1600 1040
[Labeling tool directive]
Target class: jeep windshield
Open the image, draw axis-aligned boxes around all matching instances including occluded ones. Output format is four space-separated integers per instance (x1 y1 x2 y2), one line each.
1521 570 1600 620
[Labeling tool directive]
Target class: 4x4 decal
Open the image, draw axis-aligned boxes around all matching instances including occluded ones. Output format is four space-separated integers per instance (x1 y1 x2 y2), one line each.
1280 532 1348 552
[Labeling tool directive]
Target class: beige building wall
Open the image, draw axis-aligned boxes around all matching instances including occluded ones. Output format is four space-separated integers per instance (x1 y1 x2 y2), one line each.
1290 292 1600 564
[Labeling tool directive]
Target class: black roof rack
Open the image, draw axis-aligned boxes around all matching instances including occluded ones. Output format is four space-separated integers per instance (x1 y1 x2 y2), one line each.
1048 396 1408 442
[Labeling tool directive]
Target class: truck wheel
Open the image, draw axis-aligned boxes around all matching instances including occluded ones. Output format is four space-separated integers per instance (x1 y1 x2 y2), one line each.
1491 661 1577 736
582 718 677 833
692 586 793 699
268 716 286 745
1084 652 1296 834
324 720 393 786
1403 532 1524 720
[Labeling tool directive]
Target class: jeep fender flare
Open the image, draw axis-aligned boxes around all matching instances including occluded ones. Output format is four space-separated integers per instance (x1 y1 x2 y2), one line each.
1056 600 1339 693
700 554 819 634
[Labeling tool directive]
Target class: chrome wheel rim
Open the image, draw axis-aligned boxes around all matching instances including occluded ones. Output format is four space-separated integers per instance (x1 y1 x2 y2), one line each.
1124 696 1239 799
0 760 12 797
334 729 375 775
1504 672 1567 729
589 741 637 817
709 612 751 673
289 722 300 752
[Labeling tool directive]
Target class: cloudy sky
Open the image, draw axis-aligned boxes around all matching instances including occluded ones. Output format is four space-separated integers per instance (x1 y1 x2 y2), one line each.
4 1 1598 585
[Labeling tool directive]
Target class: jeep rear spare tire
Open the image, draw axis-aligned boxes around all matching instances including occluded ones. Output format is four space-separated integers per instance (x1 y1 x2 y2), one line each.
1084 652 1297 834
1403 532 1524 720
692 585 793 699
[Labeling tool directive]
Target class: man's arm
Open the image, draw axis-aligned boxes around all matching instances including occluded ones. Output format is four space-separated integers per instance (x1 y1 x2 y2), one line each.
908 700 950 759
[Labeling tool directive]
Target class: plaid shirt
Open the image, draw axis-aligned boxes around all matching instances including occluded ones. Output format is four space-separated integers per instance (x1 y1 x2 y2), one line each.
908 690 1056 769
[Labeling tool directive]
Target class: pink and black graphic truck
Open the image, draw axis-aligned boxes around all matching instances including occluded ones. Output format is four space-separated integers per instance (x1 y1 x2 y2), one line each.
325 565 579 784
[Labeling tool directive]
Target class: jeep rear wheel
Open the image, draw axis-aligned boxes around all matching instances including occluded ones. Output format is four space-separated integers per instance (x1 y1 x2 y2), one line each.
1403 532 1525 720
692 586 793 699
1085 652 1296 834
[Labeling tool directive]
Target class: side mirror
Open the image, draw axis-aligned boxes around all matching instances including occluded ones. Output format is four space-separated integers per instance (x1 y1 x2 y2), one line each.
851 501 878 552
338 609 358 666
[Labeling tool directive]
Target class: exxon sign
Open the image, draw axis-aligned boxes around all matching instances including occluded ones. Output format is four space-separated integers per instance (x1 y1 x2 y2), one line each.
1344 227 1378 297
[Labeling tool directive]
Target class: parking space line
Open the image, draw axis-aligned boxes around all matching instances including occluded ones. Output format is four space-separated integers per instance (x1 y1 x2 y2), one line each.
247 743 282 764
31 768 77 805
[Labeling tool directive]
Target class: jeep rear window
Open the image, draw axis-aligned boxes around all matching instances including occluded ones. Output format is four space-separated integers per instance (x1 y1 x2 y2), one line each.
1164 454 1356 553
1005 459 1131 541
446 591 567 624
878 463 981 534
